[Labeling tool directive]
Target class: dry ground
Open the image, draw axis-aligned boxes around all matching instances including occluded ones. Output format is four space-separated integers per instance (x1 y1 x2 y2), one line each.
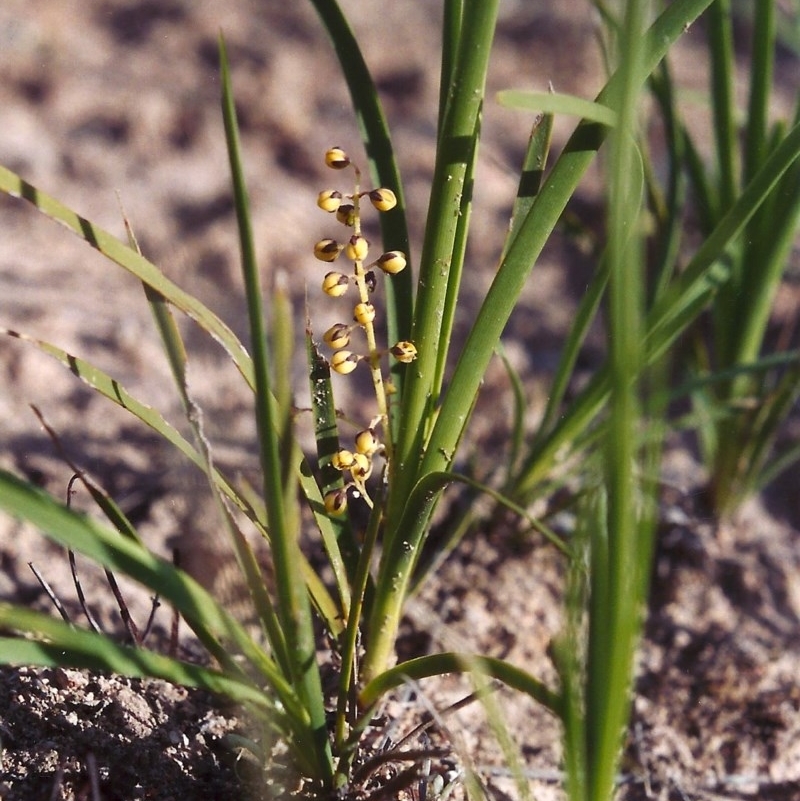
1 2 799 800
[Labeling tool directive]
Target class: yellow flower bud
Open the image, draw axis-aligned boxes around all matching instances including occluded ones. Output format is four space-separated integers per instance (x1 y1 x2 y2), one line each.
322 272 350 297
376 250 407 275
331 350 360 374
325 147 350 169
314 239 343 262
324 488 348 516
332 449 356 470
323 323 351 350
336 203 356 227
345 235 369 262
391 340 417 363
317 189 343 213
351 452 372 481
354 428 379 456
353 302 376 326
368 188 397 212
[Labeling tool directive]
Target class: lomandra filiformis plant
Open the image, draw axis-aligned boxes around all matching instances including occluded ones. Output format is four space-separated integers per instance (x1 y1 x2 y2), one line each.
2 1 798 799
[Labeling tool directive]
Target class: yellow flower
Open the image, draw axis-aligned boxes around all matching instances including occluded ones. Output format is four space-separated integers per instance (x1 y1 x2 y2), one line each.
330 350 360 374
390 341 417 363
368 188 397 212
354 428 379 456
324 488 348 515
314 239 343 262
376 251 407 275
317 189 343 213
350 452 372 481
353 302 376 326
332 449 356 470
322 272 350 297
324 147 350 169
345 235 369 262
323 323 351 350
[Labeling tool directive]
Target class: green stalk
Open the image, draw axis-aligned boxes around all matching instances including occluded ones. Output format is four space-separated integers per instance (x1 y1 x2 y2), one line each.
219 37 332 783
743 1 775 183
707 0 738 211
388 0 500 520
439 0 465 139
420 0 713 488
362 0 715 685
584 2 649 797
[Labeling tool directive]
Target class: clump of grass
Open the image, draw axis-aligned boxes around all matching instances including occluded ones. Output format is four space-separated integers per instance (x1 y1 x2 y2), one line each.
1 1 798 799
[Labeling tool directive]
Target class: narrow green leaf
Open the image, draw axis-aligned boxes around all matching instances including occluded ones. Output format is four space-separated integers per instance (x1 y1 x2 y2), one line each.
0 165 254 389
501 112 554 260
2 328 254 518
359 653 563 719
498 90 618 128
707 0 738 210
219 36 332 783
0 608 276 714
0 469 305 723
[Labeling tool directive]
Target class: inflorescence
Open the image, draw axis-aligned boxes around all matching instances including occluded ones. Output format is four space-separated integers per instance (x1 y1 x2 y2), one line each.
314 147 416 516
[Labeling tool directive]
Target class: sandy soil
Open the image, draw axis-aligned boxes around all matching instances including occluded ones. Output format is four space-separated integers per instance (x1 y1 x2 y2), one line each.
1 2 799 800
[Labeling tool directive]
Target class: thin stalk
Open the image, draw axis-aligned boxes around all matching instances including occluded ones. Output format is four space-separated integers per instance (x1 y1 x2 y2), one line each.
349 169 393 461
743 1 776 183
388 0 500 524
584 1 648 797
220 37 332 783
333 482 385 759
708 0 738 211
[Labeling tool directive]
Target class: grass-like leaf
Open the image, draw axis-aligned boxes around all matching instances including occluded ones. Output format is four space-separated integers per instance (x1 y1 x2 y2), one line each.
359 653 563 719
0 165 254 388
497 90 618 128
219 35 333 783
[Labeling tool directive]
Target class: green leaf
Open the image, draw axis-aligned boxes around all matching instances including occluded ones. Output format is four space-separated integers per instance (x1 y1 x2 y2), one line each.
0 468 305 722
0 165 254 389
359 653 563 719
497 90 618 127
219 35 332 783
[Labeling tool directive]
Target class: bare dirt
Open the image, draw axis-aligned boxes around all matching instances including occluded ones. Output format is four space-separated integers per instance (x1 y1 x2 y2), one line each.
1 2 800 800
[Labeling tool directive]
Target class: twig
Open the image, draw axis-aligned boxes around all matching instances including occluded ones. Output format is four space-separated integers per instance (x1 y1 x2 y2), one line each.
66 475 103 634
102 567 140 644
27 562 71 624
140 594 161 645
355 751 450 796
86 751 102 801
168 547 181 657
48 762 66 801
32 406 155 643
